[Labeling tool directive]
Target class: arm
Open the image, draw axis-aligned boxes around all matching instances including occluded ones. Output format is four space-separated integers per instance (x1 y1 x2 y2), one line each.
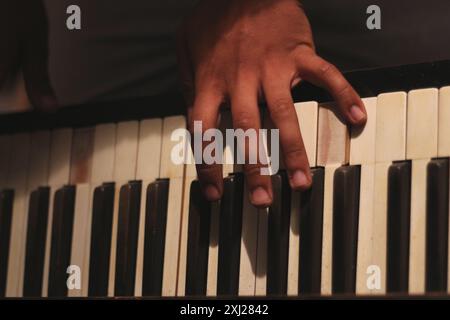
177 0 367 207
0 0 57 111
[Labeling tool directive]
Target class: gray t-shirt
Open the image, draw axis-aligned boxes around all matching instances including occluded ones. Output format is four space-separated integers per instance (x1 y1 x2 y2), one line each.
44 0 450 106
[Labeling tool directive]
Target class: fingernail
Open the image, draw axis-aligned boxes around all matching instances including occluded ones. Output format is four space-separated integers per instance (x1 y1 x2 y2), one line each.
251 187 271 207
350 105 366 123
290 170 310 189
204 184 220 201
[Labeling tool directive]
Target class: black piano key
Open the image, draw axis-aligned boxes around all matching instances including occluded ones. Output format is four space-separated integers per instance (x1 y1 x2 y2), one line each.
217 173 244 296
298 167 325 295
426 158 449 293
332 165 360 294
267 171 291 295
114 181 142 297
185 180 211 296
142 179 170 296
0 190 14 297
23 187 50 297
88 182 115 297
48 185 76 297
386 161 411 293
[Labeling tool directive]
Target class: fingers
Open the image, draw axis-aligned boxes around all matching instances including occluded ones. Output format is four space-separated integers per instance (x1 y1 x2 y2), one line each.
263 78 312 191
230 76 273 208
189 87 224 202
22 0 58 112
297 51 367 126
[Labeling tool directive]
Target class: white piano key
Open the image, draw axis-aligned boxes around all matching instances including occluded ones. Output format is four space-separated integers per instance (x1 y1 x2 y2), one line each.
370 162 390 294
438 86 450 157
255 207 268 296
294 101 319 167
27 131 51 191
206 201 220 297
84 123 117 296
317 103 349 295
320 164 339 295
42 128 73 297
350 97 377 166
406 88 439 160
355 164 376 294
135 118 163 296
375 92 407 163
349 97 377 295
238 181 259 296
409 159 428 294
5 133 31 297
160 116 187 297
177 146 196 297
68 128 95 297
317 103 349 167
108 121 139 297
288 101 319 295
91 124 117 184
206 111 233 297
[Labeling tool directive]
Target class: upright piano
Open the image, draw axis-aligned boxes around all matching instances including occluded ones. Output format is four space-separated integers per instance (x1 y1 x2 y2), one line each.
0 60 450 298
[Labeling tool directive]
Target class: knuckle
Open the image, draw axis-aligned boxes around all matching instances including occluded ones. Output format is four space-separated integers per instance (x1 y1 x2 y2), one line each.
233 111 255 129
319 61 337 77
284 146 306 164
269 98 292 120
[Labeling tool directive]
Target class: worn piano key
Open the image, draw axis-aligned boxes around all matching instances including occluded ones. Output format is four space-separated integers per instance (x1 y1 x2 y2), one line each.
0 190 14 297
425 158 449 292
114 181 142 297
406 89 439 160
160 116 187 297
68 128 95 297
48 186 76 297
108 121 139 297
266 171 291 296
5 133 31 297
42 128 73 297
438 87 450 157
318 103 349 295
386 161 411 293
142 179 169 296
332 165 360 294
23 187 50 297
238 180 259 296
371 92 408 295
350 97 377 295
217 173 244 296
408 159 429 294
134 118 162 296
298 168 325 295
287 102 319 296
185 181 212 296
88 183 115 297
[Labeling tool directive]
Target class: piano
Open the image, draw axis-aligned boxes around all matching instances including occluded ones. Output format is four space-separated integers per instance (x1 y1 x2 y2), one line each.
1 60 450 299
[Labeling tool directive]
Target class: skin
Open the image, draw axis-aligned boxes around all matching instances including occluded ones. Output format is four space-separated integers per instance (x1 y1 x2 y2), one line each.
1 0 367 208
0 0 57 111
177 0 367 208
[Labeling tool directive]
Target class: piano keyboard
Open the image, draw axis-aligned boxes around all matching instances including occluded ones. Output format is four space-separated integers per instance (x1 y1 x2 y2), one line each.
1 67 450 298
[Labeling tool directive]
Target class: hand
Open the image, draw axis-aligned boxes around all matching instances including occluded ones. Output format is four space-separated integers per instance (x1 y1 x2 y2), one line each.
0 0 57 111
177 0 367 208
